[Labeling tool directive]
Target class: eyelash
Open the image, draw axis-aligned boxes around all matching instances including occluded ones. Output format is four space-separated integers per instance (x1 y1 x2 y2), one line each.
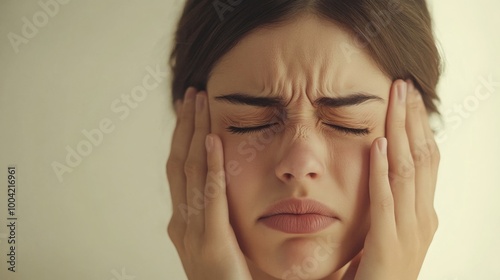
325 124 370 136
226 123 277 135
226 123 370 136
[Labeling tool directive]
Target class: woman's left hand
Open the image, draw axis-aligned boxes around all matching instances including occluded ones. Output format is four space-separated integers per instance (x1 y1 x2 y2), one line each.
354 79 440 280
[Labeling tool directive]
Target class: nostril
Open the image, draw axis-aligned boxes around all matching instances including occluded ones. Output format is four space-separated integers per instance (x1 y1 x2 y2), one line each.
283 172 317 181
275 144 324 183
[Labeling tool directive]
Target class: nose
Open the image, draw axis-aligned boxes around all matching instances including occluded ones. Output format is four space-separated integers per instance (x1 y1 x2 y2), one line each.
274 130 325 184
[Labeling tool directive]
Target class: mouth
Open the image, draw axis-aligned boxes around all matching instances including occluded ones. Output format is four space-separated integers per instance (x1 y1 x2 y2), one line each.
258 198 339 234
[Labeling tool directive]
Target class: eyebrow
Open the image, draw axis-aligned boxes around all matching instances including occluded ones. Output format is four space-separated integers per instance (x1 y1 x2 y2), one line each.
213 92 384 108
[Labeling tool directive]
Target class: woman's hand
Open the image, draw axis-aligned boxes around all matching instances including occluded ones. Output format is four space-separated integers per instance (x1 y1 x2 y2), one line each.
166 87 252 280
354 80 440 280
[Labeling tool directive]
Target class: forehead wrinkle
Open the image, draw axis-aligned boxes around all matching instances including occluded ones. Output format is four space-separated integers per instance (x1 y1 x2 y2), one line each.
259 50 330 108
208 14 391 108
259 46 287 100
252 32 350 107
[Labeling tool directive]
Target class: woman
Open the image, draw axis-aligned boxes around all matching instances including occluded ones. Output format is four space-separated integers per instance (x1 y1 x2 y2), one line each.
166 0 441 279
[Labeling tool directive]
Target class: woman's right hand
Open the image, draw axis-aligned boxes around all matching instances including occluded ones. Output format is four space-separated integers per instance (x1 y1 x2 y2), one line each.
166 87 253 280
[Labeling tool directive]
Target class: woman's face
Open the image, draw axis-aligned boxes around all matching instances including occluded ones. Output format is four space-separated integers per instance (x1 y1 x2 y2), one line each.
206 13 391 279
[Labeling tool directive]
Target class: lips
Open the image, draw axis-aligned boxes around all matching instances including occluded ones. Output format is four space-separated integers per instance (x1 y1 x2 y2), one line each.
258 198 339 234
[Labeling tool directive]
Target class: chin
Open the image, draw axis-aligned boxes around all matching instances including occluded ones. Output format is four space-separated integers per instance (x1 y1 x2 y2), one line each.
243 232 349 280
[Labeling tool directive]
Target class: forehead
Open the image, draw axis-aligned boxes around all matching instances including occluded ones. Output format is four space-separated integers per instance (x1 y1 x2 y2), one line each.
207 13 390 99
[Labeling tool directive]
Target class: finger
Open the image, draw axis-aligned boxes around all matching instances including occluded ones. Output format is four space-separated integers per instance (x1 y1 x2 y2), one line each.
386 80 416 228
175 99 183 119
405 80 432 217
369 137 397 241
204 134 229 236
167 87 197 221
412 81 440 210
185 92 210 232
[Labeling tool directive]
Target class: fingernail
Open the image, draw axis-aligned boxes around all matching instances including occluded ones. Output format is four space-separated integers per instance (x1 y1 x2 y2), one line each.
377 138 387 155
205 135 213 153
196 93 205 112
398 82 407 104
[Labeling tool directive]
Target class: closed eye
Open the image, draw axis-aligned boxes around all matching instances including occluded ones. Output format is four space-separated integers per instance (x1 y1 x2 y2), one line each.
322 123 370 136
226 123 278 135
226 123 370 136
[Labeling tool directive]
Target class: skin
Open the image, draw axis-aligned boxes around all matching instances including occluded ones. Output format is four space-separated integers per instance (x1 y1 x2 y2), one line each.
167 12 439 280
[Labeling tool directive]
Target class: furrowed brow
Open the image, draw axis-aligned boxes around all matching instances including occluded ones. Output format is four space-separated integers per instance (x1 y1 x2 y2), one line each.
314 93 384 108
214 93 285 108
214 92 384 108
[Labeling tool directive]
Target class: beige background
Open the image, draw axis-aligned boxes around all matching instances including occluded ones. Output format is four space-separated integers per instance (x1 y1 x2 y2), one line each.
0 0 499 279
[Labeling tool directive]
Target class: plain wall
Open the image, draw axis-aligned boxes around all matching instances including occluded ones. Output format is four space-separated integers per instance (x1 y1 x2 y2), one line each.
0 0 499 279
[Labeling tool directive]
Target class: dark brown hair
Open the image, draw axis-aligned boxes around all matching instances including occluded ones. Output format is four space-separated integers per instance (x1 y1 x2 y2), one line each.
169 0 442 115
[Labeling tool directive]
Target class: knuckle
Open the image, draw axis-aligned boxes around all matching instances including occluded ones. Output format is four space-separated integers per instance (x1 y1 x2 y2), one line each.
166 224 176 240
410 149 424 165
377 169 389 178
167 221 183 244
429 211 439 230
206 170 224 185
194 117 206 130
392 157 415 180
179 108 193 122
206 159 218 172
184 159 202 177
419 210 439 242
379 195 394 211
411 142 431 165
167 156 185 173
431 143 441 164
394 119 407 130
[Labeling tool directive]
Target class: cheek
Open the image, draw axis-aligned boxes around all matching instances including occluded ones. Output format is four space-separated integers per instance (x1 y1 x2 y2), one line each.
220 136 272 222
329 140 372 212
329 138 371 178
